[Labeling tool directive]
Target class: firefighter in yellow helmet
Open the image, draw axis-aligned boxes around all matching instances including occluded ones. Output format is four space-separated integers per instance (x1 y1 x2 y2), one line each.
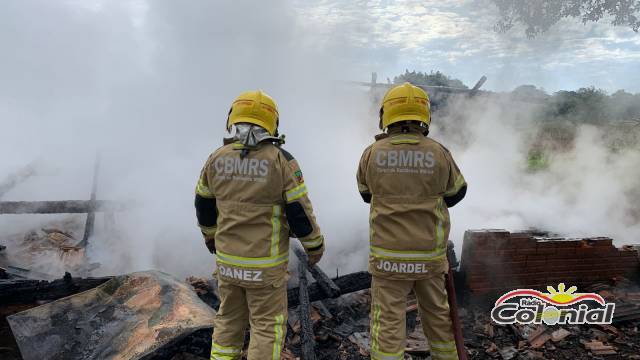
195 90 325 360
357 83 467 360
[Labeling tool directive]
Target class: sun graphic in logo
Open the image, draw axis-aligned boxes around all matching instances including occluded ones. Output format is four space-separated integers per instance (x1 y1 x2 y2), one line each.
544 283 579 304
495 283 607 307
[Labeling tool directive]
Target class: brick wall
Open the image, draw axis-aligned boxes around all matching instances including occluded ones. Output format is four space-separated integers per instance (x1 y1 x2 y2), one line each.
460 229 640 296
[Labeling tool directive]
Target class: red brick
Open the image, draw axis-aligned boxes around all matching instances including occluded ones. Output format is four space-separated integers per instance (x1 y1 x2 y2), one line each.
526 259 547 267
618 250 639 258
509 255 528 262
536 247 557 255
517 248 538 256
546 251 577 259
555 240 583 248
497 235 535 249
537 241 557 248
495 249 518 257
582 237 613 247
575 247 603 257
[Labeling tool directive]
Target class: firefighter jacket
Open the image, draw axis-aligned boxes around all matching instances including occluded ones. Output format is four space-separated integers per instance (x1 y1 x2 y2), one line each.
195 141 324 287
357 127 467 280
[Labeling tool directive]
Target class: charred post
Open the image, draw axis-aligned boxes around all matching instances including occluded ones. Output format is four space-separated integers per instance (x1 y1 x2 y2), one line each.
293 247 341 298
0 200 125 214
297 253 316 360
287 271 371 308
79 154 101 248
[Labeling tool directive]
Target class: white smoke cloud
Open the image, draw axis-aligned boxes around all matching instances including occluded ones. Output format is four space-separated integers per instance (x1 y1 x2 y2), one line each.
0 0 373 277
1 1 638 280
435 96 640 254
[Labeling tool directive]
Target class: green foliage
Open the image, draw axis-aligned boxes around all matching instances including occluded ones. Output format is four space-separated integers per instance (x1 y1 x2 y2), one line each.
527 151 550 172
393 70 468 89
544 87 609 124
511 85 549 101
394 70 640 124
492 0 640 38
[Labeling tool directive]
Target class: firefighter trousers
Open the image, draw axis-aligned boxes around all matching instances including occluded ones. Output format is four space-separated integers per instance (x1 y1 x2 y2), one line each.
370 274 459 360
210 279 287 360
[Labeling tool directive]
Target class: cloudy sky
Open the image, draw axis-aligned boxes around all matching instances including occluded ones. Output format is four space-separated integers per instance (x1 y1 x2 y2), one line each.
294 0 640 93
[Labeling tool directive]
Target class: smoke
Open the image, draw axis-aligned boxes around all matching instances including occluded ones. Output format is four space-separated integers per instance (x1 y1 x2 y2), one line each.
1 1 638 279
0 0 375 277
434 95 640 253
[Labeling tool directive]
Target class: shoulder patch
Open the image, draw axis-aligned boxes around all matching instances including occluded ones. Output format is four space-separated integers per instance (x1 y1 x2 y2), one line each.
278 147 295 161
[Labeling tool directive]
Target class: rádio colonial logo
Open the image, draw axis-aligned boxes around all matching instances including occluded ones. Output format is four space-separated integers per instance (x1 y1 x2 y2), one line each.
491 283 615 325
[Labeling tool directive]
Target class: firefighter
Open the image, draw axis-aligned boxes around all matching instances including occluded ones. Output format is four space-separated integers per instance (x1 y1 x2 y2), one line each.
195 90 324 360
357 82 467 360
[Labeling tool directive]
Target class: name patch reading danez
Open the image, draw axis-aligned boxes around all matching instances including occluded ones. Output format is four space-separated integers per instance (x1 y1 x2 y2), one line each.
218 265 263 282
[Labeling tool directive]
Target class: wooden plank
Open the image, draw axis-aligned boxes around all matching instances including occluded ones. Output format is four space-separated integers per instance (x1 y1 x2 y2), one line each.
297 253 316 360
293 247 340 298
0 200 125 214
0 274 112 304
79 154 101 248
287 271 371 308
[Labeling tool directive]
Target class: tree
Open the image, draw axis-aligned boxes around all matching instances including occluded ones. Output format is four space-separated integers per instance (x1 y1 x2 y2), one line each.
393 70 468 89
511 84 549 101
544 87 609 124
492 0 640 38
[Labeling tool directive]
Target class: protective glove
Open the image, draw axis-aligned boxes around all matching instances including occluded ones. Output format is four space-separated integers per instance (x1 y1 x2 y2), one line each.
204 236 216 254
307 252 322 266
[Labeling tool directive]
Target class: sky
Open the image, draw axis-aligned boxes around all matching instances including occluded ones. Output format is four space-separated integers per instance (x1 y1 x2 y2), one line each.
1 0 639 278
294 0 640 93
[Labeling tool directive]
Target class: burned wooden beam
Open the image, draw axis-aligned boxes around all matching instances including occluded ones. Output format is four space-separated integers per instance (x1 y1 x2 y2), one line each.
0 273 112 305
297 254 316 360
79 154 101 248
0 200 126 214
293 247 341 298
287 271 371 308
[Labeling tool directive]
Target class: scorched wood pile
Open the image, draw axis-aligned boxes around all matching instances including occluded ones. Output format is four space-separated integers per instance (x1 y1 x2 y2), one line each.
1 229 640 360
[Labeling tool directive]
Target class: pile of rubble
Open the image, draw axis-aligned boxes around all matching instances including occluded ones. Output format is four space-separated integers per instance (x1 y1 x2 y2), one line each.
462 279 640 359
2 228 640 359
0 221 97 280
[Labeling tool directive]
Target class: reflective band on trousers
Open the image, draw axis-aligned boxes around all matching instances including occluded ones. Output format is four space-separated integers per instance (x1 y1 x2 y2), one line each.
431 352 459 360
210 342 241 360
285 183 308 202
370 301 405 360
369 245 446 261
371 349 405 360
430 340 459 360
271 314 285 359
371 302 381 352
216 251 288 268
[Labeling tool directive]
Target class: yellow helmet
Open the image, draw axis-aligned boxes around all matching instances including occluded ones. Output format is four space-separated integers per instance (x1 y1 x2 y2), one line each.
226 90 279 135
379 82 431 130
